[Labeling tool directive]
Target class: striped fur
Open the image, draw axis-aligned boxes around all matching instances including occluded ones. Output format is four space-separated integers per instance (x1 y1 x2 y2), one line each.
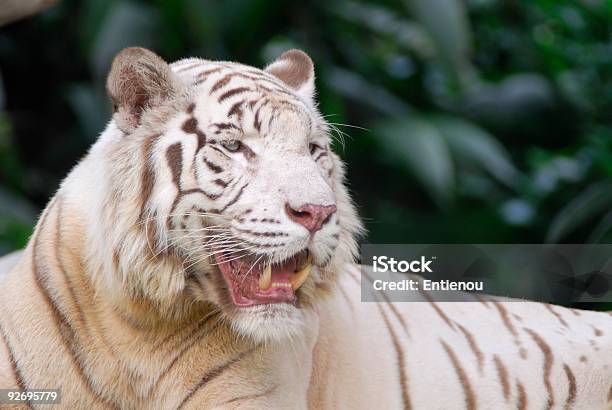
307 265 612 410
0 47 610 409
0 47 357 408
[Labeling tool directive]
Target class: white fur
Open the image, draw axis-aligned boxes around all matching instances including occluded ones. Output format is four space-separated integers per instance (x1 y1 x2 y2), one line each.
54 55 362 340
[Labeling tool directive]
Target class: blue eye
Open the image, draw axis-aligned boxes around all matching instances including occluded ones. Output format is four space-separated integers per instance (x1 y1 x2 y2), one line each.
222 140 241 152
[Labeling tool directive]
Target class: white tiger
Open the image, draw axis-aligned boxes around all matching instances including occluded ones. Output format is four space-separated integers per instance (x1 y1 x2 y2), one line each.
0 47 609 409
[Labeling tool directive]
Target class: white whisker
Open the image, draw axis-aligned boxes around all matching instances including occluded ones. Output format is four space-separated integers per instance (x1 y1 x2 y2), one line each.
241 254 264 286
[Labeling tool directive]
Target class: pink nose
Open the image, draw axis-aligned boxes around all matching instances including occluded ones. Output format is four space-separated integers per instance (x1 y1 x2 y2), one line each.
285 203 337 233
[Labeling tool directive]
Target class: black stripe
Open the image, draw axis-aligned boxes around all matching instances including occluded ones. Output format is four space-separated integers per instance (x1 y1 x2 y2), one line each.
314 151 328 161
197 67 223 77
213 178 229 188
563 363 576 410
220 183 247 212
210 74 232 93
218 87 251 103
182 117 207 152
227 101 243 118
193 67 223 83
222 385 278 406
183 188 221 201
524 328 554 410
233 227 288 237
55 200 119 360
379 306 411 410
418 289 456 330
202 158 223 174
213 122 239 130
139 134 162 222
232 237 285 248
178 348 255 409
166 143 183 189
32 200 117 408
176 62 202 72
441 340 476 410
252 99 271 132
266 107 278 132
361 269 411 337
148 316 222 396
210 146 230 159
0 319 28 393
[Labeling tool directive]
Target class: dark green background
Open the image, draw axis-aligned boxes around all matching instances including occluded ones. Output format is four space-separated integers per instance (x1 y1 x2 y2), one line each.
1 0 611 308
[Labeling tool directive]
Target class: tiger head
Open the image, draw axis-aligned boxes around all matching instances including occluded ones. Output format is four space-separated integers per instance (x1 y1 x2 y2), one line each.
74 47 362 341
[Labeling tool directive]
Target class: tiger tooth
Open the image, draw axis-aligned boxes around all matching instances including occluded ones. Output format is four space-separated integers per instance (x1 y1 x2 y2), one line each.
259 265 272 290
290 263 311 291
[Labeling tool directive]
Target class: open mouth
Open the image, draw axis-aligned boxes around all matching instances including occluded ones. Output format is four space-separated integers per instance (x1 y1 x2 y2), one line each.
215 249 312 307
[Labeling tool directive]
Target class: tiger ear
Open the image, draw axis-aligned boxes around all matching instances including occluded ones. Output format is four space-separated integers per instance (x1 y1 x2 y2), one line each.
265 49 315 103
106 47 179 133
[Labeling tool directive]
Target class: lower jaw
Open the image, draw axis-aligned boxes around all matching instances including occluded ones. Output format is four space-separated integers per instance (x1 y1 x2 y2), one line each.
220 269 296 307
215 251 310 308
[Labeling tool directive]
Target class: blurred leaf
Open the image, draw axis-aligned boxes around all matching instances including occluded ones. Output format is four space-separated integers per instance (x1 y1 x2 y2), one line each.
325 67 414 117
0 187 36 222
90 1 160 78
0 113 24 191
461 74 555 120
557 70 592 112
79 0 118 54
0 219 32 254
499 198 534 226
261 38 300 64
586 209 612 244
65 84 109 141
328 1 435 58
406 0 475 83
547 181 612 243
0 70 4 110
432 115 520 188
376 116 454 206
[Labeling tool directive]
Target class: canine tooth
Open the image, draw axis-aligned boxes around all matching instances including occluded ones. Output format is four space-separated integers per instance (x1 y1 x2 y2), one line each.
259 265 272 290
304 253 313 268
290 263 311 291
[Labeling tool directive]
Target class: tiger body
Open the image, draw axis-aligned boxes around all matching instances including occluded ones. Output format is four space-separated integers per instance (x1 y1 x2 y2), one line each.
314 267 612 410
0 48 610 409
0 211 315 409
1 246 612 410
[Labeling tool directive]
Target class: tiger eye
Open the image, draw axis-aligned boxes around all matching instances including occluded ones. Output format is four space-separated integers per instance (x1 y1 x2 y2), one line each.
222 140 241 152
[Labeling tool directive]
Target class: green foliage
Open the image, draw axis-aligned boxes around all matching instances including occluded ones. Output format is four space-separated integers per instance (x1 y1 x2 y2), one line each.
0 0 611 308
376 116 454 207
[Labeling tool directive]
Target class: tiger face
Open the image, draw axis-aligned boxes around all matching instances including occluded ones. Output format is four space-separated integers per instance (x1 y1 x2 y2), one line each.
92 48 361 341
